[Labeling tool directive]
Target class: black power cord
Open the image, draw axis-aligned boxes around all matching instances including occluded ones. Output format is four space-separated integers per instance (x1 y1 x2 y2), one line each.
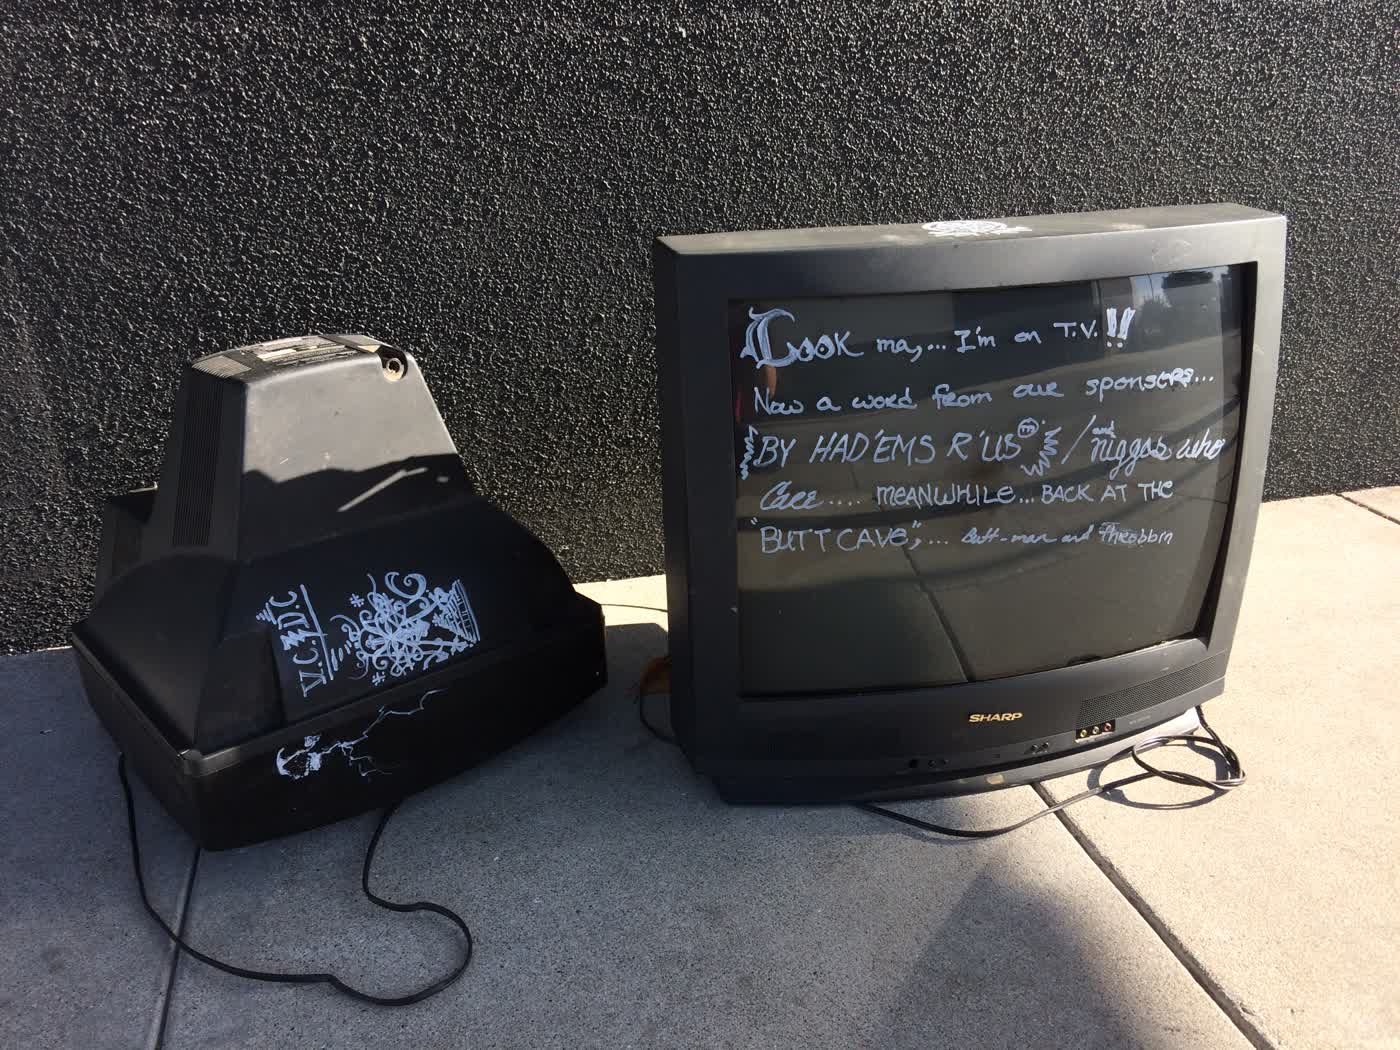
629 664 1244 837
118 754 472 1006
859 706 1244 838
120 648 1242 1007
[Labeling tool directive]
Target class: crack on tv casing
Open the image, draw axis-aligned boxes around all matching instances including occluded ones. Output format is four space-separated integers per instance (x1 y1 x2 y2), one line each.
73 334 606 848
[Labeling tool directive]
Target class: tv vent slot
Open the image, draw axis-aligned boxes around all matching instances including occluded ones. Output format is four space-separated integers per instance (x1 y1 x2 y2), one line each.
1076 653 1228 729
172 380 223 547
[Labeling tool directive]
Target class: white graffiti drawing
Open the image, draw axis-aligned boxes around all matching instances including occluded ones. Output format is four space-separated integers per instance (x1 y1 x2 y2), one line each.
333 572 480 683
739 425 757 480
920 219 1032 238
274 689 444 780
256 586 341 697
257 571 480 697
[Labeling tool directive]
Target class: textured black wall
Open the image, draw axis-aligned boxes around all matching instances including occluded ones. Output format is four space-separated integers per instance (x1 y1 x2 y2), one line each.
2 1 1397 654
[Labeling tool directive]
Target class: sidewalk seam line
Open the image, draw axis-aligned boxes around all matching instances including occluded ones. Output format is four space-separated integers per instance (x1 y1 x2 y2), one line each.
1032 782 1279 1050
148 846 202 1050
1337 492 1400 526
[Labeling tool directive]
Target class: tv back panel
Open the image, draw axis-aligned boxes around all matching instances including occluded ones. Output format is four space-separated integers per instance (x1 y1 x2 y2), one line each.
653 204 1285 801
73 336 607 848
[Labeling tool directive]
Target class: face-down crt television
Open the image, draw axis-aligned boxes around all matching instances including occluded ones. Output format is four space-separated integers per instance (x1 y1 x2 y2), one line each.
652 204 1286 802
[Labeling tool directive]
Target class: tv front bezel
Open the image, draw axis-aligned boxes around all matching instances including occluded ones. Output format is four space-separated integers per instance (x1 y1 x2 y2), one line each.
653 204 1286 800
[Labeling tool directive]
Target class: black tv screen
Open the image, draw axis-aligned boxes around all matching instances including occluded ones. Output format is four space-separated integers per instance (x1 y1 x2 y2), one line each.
732 267 1244 695
655 205 1285 802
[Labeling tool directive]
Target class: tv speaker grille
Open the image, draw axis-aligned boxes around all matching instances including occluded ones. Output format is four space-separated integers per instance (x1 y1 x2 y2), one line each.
1077 653 1228 728
172 380 222 547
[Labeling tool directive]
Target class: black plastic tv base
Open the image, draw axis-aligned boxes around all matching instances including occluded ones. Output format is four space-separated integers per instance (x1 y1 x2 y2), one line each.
712 707 1202 804
73 609 606 850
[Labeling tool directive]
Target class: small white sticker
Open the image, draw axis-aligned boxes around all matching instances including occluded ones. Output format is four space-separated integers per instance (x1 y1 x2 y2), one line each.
920 220 1031 238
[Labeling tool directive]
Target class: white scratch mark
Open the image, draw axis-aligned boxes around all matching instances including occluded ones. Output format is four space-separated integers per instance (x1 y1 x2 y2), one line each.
338 466 429 512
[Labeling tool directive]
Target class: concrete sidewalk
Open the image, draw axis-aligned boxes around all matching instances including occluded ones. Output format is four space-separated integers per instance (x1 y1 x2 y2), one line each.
1 492 1396 1049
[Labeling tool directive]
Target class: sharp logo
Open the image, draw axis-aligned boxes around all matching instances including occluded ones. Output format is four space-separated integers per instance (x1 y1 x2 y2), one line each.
967 712 1023 723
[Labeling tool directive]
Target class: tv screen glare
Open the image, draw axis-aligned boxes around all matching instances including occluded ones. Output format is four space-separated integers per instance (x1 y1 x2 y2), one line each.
654 205 1285 802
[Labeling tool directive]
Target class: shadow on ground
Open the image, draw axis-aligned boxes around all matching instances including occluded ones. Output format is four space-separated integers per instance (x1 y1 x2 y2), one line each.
140 619 1245 1049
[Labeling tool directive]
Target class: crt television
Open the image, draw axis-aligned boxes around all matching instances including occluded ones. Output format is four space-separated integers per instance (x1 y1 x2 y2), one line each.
652 204 1285 802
